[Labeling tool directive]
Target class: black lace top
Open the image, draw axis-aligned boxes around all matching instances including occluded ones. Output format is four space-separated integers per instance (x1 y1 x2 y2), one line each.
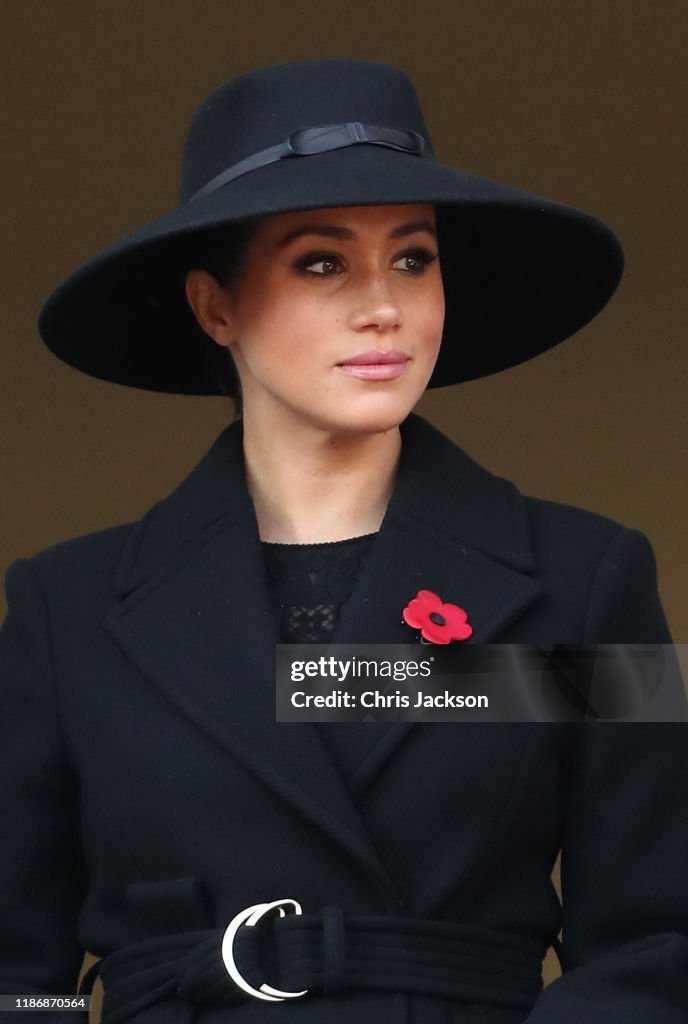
261 532 378 644
261 532 389 783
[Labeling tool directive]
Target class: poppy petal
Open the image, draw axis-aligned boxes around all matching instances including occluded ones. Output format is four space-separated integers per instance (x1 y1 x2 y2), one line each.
443 603 468 628
417 589 443 611
421 622 452 644
451 621 473 640
402 599 426 629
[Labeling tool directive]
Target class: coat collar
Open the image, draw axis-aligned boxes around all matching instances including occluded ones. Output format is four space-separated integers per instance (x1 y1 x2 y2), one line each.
114 412 534 596
105 414 540 906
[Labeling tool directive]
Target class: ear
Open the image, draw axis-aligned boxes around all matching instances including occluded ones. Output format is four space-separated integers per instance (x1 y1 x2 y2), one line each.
184 269 235 350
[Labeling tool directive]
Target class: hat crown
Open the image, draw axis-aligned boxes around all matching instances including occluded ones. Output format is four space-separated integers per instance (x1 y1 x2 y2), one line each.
179 59 435 203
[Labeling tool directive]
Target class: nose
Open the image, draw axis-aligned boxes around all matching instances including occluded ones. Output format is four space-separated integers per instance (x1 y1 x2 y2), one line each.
347 275 403 333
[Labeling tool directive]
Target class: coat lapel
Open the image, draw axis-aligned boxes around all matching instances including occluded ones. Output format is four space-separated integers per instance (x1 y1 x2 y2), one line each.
333 412 539 647
104 414 541 900
329 414 541 785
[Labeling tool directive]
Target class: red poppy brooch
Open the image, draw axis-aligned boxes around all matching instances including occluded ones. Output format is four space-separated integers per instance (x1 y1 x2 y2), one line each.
402 589 473 645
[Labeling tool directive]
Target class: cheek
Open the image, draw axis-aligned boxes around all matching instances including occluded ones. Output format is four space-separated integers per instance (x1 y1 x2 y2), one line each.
418 284 446 346
236 296 335 377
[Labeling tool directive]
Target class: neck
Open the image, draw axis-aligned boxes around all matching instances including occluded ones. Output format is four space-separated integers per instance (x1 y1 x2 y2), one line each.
240 411 402 544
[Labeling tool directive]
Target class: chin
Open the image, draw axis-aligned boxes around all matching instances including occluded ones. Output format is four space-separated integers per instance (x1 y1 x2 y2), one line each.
318 395 417 437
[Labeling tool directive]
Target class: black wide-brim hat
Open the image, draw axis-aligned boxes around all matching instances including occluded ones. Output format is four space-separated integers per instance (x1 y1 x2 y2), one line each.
38 59 624 395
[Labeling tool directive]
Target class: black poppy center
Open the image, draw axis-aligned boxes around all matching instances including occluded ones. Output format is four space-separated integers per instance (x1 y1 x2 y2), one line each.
429 611 446 626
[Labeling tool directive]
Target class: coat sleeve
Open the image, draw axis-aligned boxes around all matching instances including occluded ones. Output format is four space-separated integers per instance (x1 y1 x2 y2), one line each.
0 557 88 1017
526 526 688 1021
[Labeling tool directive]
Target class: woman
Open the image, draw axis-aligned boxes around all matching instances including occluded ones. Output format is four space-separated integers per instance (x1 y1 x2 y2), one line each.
1 59 686 1024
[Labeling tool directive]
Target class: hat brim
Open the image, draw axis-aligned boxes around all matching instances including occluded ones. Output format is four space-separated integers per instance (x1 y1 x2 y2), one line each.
38 144 624 394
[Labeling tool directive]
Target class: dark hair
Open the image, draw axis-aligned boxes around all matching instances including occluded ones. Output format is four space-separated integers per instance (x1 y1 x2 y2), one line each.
184 218 262 415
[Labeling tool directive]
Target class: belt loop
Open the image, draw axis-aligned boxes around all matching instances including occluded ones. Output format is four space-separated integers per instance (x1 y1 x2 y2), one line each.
320 905 347 996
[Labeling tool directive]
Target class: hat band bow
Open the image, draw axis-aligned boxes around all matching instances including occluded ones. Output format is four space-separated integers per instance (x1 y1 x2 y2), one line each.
189 122 428 202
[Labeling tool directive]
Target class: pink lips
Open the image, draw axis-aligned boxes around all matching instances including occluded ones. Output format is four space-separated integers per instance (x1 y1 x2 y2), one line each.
337 349 410 381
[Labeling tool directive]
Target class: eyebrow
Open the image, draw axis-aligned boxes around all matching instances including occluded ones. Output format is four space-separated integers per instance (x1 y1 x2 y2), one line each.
275 220 437 249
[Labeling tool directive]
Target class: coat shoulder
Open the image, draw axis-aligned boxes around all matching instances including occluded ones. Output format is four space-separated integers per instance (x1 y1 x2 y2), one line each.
407 415 642 562
5 521 138 606
521 491 636 551
518 488 660 594
514 492 671 641
26 520 136 569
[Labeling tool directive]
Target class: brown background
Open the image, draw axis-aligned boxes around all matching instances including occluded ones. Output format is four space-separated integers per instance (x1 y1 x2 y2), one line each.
2 0 687 1008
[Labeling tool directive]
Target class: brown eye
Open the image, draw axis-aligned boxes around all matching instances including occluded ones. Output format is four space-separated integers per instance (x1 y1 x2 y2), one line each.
298 254 345 276
392 248 439 274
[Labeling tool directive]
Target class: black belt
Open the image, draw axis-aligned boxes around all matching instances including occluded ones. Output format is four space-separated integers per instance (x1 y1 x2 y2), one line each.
79 901 551 1024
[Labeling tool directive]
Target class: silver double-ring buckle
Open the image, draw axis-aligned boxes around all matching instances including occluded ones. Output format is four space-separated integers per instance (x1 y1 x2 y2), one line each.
221 898 309 1002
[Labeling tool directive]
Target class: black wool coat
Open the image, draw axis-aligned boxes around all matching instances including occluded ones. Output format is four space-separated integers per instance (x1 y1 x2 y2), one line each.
1 412 686 1024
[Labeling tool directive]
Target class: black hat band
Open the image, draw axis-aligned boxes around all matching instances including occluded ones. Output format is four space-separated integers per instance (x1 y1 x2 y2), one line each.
189 122 428 202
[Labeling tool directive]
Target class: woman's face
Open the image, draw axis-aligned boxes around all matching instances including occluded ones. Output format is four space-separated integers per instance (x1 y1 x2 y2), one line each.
191 204 445 436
